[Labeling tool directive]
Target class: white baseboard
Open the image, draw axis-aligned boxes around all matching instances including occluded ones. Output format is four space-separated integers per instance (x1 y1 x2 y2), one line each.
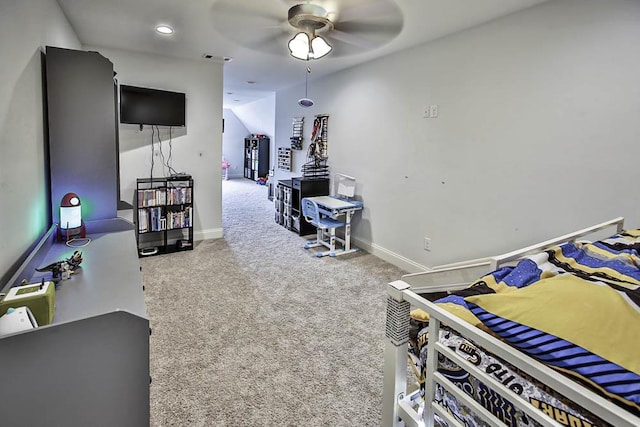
225 173 244 180
351 236 430 274
195 228 223 241
194 226 426 272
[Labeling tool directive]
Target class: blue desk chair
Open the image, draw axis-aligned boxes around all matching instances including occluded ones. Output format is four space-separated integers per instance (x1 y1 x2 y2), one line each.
301 198 346 257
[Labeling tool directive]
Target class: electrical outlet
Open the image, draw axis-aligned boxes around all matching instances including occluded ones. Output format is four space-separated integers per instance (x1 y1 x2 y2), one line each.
429 105 439 118
424 237 431 251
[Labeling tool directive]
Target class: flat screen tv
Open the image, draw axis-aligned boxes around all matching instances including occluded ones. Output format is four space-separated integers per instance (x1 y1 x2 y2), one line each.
120 85 186 126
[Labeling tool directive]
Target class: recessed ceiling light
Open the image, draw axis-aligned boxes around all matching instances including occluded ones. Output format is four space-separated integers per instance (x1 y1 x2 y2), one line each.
155 25 174 35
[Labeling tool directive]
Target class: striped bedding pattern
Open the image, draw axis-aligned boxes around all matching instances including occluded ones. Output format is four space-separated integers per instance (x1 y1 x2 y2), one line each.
434 229 640 414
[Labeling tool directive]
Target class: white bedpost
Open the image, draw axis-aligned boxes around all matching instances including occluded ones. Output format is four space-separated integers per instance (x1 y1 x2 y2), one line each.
422 316 440 427
382 280 411 427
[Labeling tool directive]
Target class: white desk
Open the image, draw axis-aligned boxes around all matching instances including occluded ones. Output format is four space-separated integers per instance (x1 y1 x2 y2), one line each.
304 196 363 257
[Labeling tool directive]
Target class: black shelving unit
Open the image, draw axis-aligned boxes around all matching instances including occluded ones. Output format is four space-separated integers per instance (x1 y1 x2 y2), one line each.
135 177 194 256
244 136 270 180
275 177 329 236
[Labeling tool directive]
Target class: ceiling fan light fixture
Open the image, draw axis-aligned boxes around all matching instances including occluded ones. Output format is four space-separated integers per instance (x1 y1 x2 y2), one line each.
289 32 311 60
310 35 332 59
288 32 332 60
287 4 333 61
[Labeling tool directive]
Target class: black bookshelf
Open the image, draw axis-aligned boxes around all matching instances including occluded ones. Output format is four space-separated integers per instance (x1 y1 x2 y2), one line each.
244 136 270 180
134 177 193 256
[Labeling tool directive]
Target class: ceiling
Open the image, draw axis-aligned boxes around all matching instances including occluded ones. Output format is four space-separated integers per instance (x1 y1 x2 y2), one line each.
56 0 549 108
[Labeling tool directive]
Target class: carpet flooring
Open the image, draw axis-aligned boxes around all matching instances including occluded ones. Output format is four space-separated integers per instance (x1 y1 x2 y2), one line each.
140 178 406 426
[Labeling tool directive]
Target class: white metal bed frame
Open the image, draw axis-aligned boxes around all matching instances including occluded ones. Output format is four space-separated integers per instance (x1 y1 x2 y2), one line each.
382 217 640 427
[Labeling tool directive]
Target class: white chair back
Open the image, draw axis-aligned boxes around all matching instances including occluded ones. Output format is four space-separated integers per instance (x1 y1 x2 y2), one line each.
301 198 319 226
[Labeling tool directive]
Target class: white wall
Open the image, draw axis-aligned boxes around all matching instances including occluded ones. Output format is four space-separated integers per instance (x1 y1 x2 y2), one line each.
0 0 81 283
222 109 250 179
232 94 276 171
232 94 276 138
275 0 640 272
88 47 224 241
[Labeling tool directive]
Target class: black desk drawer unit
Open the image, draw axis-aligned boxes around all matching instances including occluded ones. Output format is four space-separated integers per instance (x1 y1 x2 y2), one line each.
276 177 329 236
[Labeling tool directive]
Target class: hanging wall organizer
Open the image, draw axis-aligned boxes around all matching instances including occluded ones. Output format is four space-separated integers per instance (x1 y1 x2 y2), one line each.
302 114 329 179
291 116 304 150
278 147 292 171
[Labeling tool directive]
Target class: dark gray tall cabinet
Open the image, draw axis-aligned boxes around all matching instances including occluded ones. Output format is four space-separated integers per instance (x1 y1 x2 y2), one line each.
46 46 118 223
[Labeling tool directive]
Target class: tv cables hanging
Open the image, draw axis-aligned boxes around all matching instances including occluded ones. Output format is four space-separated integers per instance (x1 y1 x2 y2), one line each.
149 125 178 178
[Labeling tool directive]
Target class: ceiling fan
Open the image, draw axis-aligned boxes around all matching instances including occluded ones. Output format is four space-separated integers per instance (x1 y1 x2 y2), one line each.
210 0 404 59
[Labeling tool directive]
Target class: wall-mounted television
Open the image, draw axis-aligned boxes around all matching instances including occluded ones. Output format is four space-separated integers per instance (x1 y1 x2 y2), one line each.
120 85 186 126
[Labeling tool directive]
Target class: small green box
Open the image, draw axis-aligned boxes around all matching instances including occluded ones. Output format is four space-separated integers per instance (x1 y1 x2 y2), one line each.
0 281 55 326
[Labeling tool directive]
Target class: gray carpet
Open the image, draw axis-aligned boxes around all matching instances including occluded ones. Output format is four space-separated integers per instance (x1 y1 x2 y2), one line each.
140 178 406 426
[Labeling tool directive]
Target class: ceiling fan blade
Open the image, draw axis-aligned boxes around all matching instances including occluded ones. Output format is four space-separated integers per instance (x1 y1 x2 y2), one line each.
211 1 285 22
326 0 403 55
333 20 402 37
327 29 377 50
211 0 290 50
246 31 292 55
335 0 400 24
